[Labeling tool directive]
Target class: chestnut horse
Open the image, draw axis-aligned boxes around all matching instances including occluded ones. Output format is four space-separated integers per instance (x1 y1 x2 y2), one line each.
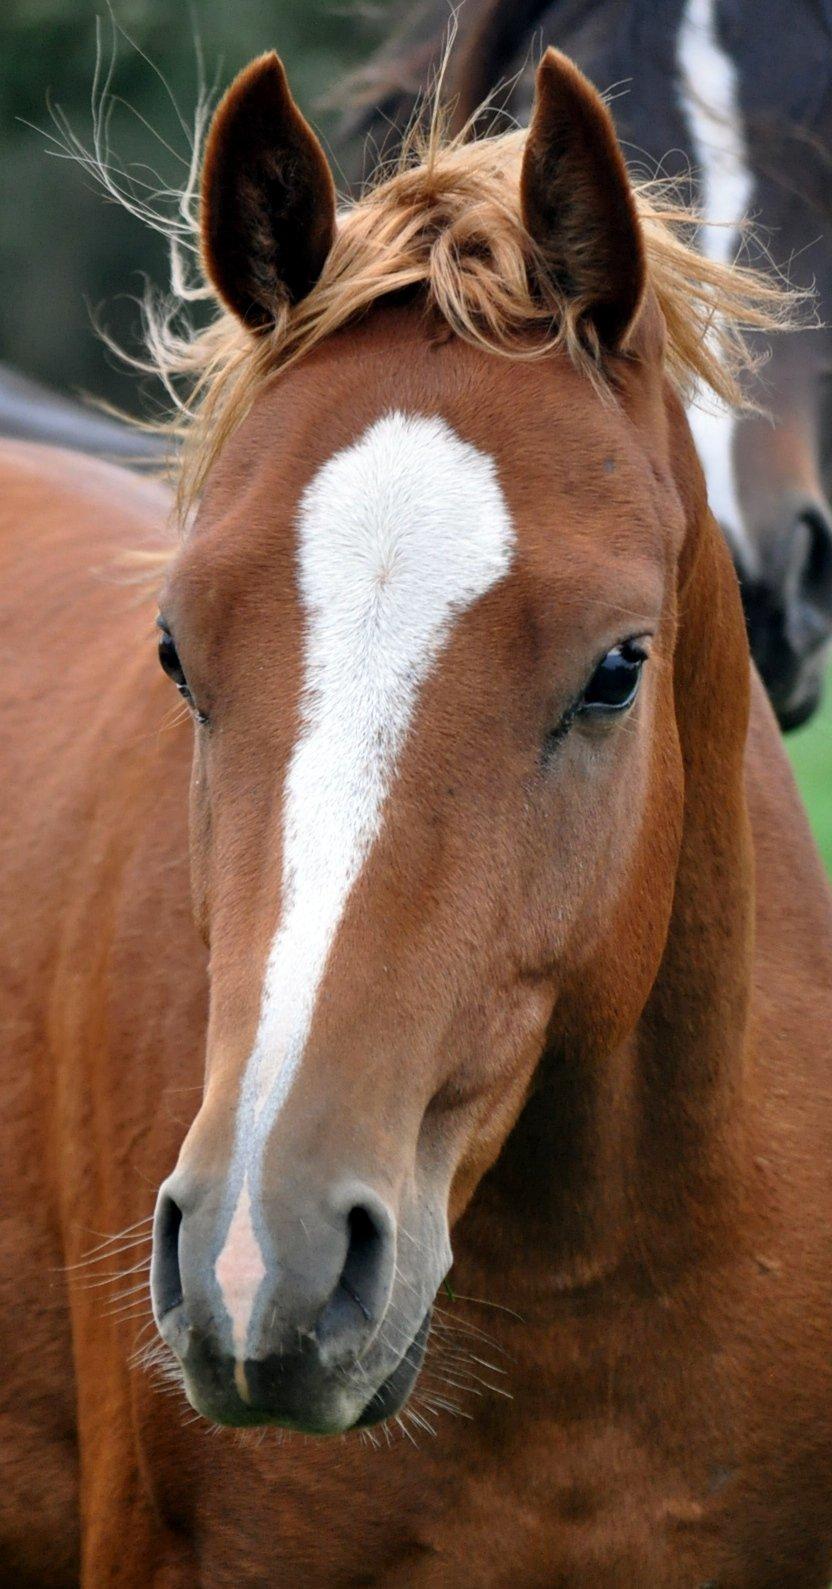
2 47 832 1588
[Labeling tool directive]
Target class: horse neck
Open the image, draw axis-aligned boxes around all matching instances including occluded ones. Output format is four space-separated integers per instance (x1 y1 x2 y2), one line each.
462 400 757 1303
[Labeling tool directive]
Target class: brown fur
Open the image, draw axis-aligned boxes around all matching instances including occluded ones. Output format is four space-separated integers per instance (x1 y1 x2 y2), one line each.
2 50 832 1589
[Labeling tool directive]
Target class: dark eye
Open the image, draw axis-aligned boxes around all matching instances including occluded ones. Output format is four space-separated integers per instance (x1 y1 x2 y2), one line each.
578 640 647 715
156 617 209 725
157 623 191 699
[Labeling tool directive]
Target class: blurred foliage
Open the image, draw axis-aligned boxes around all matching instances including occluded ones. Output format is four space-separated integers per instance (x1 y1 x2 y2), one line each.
0 0 379 414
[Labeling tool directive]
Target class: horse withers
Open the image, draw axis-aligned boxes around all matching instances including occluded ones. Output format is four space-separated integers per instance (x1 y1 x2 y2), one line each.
2 46 832 1588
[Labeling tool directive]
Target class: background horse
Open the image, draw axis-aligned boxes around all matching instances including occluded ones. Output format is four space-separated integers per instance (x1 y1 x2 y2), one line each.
2 42 832 1589
0 362 165 466
349 0 832 729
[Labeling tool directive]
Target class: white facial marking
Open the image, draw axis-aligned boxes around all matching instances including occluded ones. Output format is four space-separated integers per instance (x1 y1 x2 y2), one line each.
677 0 758 574
214 1176 265 1361
215 412 515 1350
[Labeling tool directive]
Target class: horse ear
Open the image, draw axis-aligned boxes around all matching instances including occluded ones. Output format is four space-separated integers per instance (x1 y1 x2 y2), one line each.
520 49 646 351
200 53 337 330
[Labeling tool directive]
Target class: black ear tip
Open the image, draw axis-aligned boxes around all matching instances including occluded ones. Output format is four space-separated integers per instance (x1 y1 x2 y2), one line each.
229 50 291 111
257 50 288 88
209 52 294 134
534 47 601 117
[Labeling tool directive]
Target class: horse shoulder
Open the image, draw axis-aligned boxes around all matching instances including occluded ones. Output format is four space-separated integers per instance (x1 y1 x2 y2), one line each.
0 441 203 1583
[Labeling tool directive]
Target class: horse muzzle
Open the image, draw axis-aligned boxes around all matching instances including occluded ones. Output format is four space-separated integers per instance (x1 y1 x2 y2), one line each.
150 1168 444 1432
735 496 832 729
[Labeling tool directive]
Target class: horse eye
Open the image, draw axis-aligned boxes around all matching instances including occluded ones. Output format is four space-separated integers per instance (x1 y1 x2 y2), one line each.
579 641 647 714
157 623 192 701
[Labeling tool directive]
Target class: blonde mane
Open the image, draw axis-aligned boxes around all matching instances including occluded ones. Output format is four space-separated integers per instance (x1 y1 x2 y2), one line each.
117 106 793 521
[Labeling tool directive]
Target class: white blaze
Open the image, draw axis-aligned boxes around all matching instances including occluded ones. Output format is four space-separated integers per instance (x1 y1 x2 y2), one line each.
677 0 757 572
215 411 515 1349
214 1176 264 1362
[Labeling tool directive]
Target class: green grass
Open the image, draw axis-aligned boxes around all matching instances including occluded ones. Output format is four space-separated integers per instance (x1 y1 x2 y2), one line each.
786 673 832 876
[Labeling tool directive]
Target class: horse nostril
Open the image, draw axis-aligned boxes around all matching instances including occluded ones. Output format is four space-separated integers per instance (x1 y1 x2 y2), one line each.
341 1205 384 1320
315 1198 394 1359
796 507 832 609
151 1189 184 1322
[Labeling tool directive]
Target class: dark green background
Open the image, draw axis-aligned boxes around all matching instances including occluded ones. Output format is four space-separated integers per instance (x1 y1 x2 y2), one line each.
0 0 372 415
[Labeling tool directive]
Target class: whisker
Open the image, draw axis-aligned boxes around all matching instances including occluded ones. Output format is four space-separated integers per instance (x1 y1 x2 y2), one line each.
395 1413 419 1448
421 1393 472 1420
443 1292 525 1323
406 1405 436 1438
99 1280 151 1304
75 1214 154 1250
81 1257 151 1291
103 1298 154 1320
61 1233 154 1272
421 1370 483 1397
433 1348 508 1377
430 1311 510 1355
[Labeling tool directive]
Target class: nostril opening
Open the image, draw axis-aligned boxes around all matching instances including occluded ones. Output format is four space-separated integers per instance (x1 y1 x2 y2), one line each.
315 1200 392 1355
152 1192 183 1321
340 1205 384 1321
797 509 832 603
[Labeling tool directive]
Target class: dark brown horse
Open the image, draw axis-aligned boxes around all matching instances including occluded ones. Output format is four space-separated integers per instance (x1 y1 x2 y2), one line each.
350 0 832 729
2 46 832 1587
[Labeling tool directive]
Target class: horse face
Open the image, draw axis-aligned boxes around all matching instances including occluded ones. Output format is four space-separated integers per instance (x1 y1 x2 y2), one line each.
691 265 832 729
149 51 685 1432
728 328 832 730
153 331 683 1432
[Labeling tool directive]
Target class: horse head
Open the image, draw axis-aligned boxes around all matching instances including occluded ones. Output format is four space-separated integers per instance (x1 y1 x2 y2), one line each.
150 49 752 1433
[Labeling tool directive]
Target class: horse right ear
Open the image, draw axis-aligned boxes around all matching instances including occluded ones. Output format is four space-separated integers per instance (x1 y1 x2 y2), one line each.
520 49 646 351
200 53 337 331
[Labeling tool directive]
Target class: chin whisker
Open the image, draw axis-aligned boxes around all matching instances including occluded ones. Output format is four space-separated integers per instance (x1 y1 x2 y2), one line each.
394 1413 419 1448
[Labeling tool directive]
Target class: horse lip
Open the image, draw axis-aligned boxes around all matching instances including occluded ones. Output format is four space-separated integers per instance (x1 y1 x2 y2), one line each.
155 1303 432 1434
351 1307 432 1429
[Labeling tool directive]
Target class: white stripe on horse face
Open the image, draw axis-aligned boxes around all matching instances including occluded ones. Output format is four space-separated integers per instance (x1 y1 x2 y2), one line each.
677 0 759 577
214 412 515 1350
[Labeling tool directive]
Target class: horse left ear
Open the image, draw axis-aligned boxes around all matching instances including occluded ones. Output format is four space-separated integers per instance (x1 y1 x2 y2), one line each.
201 52 337 330
520 49 646 351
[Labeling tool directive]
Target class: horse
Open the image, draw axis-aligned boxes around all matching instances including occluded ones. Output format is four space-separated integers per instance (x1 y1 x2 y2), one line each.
3 43 832 1588
348 0 832 731
0 361 165 467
